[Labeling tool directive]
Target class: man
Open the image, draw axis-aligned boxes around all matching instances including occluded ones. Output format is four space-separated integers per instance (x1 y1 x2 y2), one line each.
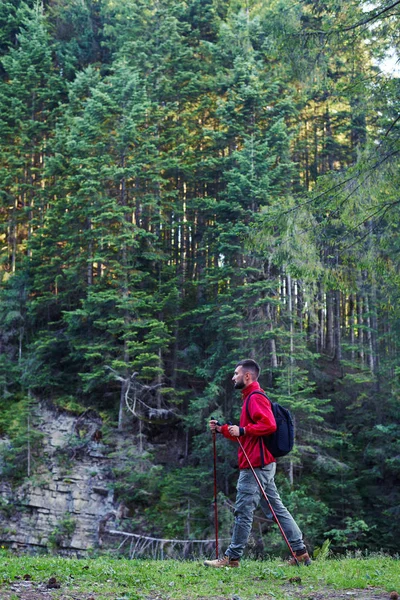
204 358 311 568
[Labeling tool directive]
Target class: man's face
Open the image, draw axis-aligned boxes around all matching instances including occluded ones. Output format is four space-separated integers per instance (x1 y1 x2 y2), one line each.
232 366 246 389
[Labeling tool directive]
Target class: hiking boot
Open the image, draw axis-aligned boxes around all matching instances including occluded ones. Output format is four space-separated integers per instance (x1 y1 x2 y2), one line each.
203 555 240 568
288 548 312 566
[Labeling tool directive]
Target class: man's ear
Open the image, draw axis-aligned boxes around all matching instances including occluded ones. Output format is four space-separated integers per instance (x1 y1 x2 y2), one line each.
246 370 256 382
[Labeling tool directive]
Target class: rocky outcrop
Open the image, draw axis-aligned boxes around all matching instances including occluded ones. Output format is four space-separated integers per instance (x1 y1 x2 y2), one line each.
0 406 125 555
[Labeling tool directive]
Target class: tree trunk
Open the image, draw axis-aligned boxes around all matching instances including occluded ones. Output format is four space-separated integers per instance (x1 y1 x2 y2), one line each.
334 290 342 362
266 302 278 385
365 294 375 376
118 368 128 431
356 293 364 365
287 274 295 485
317 283 324 353
118 163 130 432
326 290 334 356
349 294 355 362
370 284 380 392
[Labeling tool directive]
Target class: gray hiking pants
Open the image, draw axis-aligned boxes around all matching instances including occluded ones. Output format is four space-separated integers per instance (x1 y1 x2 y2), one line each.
225 462 304 560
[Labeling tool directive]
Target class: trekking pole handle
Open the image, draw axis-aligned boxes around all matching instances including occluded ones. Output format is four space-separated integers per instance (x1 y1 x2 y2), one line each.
210 417 222 433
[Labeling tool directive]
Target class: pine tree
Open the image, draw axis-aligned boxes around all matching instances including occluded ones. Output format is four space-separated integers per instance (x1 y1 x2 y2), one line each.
48 0 105 80
27 60 175 427
0 1 63 276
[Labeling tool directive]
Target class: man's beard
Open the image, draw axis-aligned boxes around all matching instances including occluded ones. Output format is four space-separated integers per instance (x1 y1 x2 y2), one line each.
234 379 245 389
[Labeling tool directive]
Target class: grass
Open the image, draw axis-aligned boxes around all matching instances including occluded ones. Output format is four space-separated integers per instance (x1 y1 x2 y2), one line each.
0 552 399 599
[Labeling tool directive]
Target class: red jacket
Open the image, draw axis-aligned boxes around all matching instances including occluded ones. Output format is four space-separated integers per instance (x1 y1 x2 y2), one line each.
220 381 277 469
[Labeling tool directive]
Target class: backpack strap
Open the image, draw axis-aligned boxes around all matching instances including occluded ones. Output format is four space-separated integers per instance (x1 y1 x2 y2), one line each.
245 390 270 423
244 390 271 468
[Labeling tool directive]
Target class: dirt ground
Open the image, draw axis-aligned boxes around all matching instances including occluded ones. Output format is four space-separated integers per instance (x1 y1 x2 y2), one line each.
0 580 396 600
280 584 395 599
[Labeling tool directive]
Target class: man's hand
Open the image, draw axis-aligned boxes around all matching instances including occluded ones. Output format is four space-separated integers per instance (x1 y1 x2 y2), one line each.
228 424 240 437
209 419 221 434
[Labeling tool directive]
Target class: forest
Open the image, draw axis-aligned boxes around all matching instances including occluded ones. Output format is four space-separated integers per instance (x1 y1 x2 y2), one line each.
0 0 399 556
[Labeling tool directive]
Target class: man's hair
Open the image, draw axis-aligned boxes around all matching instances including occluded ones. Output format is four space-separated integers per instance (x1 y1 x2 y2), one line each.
236 359 260 380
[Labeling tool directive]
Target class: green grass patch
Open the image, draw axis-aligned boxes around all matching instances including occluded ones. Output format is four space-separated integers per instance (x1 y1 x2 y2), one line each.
0 552 399 599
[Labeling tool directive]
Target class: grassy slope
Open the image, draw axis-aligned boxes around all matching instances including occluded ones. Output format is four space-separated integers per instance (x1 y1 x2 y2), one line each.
0 554 399 599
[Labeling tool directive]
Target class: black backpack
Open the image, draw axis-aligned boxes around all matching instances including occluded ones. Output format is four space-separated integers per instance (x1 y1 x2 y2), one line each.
245 391 294 458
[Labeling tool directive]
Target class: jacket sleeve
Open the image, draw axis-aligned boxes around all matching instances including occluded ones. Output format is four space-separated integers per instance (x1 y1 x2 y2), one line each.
245 393 277 437
220 424 238 441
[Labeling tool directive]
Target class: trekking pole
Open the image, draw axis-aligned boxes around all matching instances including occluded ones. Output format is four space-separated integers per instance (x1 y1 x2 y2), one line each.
211 418 219 558
235 437 299 567
213 431 219 558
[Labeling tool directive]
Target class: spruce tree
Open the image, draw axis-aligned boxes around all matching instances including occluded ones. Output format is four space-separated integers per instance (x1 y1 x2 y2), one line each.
0 1 63 275
28 60 174 426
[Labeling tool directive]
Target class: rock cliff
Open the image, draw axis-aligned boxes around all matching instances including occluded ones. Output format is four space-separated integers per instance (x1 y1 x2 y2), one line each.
0 405 124 555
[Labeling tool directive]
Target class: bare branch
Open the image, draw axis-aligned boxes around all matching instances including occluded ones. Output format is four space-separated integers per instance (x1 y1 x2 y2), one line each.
339 198 400 250
108 529 229 544
383 114 400 138
276 148 400 223
290 0 400 37
105 366 126 383
341 0 400 32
